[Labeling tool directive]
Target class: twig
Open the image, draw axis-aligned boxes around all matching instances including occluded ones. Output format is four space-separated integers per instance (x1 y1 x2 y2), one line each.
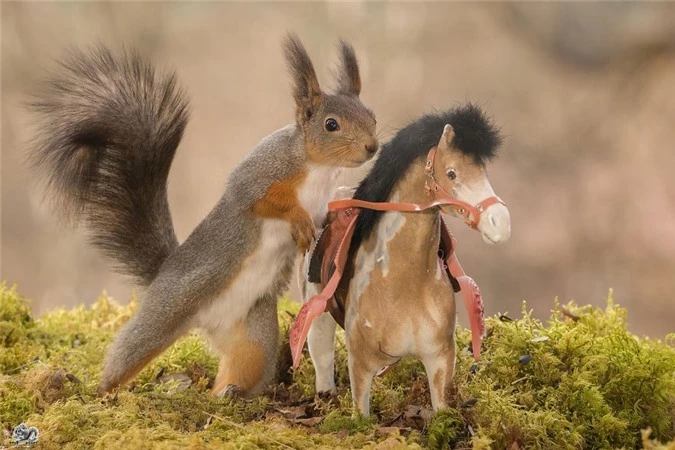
511 376 529 385
2 357 44 375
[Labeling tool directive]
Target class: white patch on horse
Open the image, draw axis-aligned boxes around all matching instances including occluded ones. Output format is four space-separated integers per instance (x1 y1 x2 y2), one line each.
364 319 373 328
350 207 405 307
375 212 405 276
454 176 496 207
435 259 443 280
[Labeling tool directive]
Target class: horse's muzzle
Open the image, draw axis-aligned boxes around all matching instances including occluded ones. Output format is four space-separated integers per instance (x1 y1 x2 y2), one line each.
478 203 511 244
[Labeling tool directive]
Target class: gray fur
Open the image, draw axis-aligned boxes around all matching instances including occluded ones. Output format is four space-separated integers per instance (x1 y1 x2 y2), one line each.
334 40 361 96
228 125 305 208
28 46 188 285
284 33 322 120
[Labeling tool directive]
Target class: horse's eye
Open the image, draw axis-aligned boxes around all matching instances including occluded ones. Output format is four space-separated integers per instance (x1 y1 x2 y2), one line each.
325 118 340 132
447 169 457 180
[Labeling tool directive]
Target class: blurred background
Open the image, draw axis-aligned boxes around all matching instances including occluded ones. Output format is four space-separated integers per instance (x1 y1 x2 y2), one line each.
2 2 674 338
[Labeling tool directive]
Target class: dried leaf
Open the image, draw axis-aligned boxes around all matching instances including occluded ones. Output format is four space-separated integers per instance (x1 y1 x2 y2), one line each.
419 407 434 421
381 412 404 428
158 373 192 391
274 405 308 420
404 405 422 418
291 416 324 426
402 404 433 429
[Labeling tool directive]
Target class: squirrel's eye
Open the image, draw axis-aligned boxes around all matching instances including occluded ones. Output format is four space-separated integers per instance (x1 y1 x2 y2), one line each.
447 169 457 181
325 118 340 132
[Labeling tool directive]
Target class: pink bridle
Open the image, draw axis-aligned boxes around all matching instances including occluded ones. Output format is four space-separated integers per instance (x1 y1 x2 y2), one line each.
328 146 505 229
424 146 505 229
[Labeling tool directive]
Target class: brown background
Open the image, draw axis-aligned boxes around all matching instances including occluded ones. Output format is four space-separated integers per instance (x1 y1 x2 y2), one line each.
2 2 674 338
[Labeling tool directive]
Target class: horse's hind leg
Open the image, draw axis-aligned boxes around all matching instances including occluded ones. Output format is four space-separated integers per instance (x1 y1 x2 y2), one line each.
421 344 457 411
308 312 337 393
347 348 380 416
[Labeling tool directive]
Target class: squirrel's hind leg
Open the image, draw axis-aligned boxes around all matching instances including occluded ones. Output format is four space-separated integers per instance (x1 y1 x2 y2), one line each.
210 293 279 397
98 304 190 395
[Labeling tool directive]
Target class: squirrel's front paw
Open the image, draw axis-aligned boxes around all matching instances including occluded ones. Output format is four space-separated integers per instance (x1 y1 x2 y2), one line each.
291 215 315 253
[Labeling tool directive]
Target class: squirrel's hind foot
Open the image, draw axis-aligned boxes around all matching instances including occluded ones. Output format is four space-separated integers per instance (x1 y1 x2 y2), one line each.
214 384 243 399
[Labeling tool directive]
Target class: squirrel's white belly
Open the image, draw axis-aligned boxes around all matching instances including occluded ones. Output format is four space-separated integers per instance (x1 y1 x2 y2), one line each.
298 164 343 226
195 219 295 335
196 165 342 338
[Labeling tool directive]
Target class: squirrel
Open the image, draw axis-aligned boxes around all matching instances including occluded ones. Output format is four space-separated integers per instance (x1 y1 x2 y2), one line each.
28 34 378 397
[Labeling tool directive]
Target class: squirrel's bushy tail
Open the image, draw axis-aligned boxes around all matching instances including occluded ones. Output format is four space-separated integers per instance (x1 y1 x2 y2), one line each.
29 46 189 285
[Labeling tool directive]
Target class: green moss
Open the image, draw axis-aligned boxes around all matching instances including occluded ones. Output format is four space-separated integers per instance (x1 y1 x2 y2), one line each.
318 410 375 434
1 284 674 449
427 408 464 449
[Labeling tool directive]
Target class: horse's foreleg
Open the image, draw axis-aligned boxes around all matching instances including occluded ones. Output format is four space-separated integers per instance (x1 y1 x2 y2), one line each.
421 343 457 411
308 312 337 393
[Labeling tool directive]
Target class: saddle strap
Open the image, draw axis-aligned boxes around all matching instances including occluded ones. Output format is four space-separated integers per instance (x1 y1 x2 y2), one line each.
439 219 485 361
290 208 360 369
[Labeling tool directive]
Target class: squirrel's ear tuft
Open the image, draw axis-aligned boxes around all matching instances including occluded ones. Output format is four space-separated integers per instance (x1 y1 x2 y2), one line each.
334 40 361 96
283 33 322 117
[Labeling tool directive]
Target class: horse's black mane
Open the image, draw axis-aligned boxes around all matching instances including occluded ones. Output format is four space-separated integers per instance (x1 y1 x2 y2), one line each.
350 103 502 251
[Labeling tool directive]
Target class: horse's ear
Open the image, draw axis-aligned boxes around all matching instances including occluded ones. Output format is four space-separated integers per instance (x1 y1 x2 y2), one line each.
283 33 322 119
334 40 361 96
439 124 455 150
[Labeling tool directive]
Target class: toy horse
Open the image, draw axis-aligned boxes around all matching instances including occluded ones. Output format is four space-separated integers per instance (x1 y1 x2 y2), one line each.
293 105 510 415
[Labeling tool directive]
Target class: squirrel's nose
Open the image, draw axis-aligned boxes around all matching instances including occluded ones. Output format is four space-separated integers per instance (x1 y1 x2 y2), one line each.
365 140 378 155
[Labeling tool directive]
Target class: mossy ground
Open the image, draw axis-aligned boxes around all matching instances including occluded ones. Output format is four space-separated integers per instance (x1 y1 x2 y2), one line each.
1 283 674 449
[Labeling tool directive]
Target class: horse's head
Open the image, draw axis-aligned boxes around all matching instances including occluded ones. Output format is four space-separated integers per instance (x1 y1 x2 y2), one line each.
432 124 511 244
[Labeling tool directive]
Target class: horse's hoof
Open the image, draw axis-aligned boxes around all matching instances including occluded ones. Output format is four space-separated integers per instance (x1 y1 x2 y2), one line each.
317 388 338 399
